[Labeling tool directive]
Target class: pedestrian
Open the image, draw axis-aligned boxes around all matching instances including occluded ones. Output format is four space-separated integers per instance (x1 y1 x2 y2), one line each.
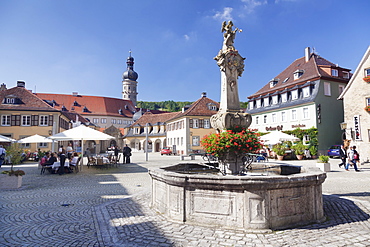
123 144 132 163
114 145 119 162
338 144 347 168
353 146 361 170
304 148 311 159
58 145 66 175
345 146 360 172
0 145 6 168
66 143 74 161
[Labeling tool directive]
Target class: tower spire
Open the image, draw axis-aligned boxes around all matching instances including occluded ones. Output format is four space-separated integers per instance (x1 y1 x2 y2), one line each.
122 50 139 106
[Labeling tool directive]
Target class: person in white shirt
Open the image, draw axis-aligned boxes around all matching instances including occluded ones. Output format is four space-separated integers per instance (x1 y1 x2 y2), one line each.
0 145 6 168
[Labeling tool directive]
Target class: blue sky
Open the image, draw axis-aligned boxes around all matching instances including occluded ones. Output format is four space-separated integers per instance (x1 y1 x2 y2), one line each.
1 0 369 103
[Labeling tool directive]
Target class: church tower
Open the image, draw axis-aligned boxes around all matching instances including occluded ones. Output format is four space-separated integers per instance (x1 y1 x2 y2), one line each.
122 51 139 106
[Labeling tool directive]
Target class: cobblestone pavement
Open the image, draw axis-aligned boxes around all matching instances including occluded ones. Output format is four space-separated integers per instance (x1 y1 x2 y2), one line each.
1 154 370 246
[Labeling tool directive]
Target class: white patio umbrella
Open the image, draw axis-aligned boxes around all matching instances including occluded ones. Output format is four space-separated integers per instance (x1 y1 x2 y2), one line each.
0 134 16 142
49 125 114 167
17 134 53 143
260 131 300 145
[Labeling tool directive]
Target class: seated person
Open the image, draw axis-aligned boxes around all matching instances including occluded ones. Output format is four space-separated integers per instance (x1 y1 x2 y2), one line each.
70 152 79 167
44 152 57 166
39 152 49 166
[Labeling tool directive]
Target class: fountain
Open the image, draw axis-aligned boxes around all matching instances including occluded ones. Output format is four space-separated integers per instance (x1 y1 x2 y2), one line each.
149 21 326 231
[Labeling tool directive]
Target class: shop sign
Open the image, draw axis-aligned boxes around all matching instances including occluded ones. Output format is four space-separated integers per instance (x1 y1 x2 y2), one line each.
266 125 283 131
353 115 362 141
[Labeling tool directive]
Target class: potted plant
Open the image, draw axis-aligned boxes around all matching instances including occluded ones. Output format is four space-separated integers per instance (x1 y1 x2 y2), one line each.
291 142 306 160
0 143 25 189
309 146 318 159
365 106 370 112
272 143 287 161
363 75 370 83
316 155 330 172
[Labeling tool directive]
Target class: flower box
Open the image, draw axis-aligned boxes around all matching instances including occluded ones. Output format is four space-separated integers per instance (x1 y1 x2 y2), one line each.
363 76 370 83
0 174 23 189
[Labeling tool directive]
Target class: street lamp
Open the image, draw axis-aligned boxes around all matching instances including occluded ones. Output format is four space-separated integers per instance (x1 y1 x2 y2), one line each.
146 123 149 161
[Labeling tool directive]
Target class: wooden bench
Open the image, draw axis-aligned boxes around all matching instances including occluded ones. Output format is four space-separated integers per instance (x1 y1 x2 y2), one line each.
40 165 53 175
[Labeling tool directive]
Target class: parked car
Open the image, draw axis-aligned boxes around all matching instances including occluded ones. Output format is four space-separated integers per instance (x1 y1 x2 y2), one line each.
327 145 341 158
160 147 173 155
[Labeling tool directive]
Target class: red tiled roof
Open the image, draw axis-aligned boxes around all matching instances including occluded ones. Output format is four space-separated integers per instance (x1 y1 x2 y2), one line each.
248 54 351 99
132 111 180 127
35 93 136 117
0 86 58 112
171 96 219 119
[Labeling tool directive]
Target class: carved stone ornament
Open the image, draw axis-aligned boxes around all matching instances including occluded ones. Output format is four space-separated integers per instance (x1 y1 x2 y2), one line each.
210 111 252 133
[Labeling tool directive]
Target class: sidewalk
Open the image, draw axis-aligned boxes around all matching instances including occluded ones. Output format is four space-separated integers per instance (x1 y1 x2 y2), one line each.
1 153 370 246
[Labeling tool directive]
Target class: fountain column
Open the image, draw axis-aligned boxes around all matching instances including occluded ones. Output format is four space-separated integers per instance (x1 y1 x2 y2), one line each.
211 21 252 174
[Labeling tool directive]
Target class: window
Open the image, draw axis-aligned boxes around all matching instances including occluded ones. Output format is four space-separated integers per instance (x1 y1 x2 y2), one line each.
291 109 297 120
366 98 370 106
365 68 370 77
21 143 30 148
255 116 259 125
192 136 200 146
294 70 304 80
281 111 286 122
111 119 116 124
93 118 99 124
281 93 287 103
249 101 254 109
343 71 349 79
204 119 210 128
331 69 338 77
118 119 122 125
263 115 267 124
269 79 278 88
101 118 107 124
39 115 48 126
272 113 277 123
291 89 298 100
264 97 269 107
324 82 331 96
256 99 261 108
272 95 278 105
193 119 199 128
38 143 48 148
207 103 217 111
5 98 15 104
1 115 10 126
303 87 310 98
303 107 309 119
22 115 31 126
181 137 183 146
339 85 345 95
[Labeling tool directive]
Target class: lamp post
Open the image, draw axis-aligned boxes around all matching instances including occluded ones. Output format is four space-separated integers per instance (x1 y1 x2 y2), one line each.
146 123 149 161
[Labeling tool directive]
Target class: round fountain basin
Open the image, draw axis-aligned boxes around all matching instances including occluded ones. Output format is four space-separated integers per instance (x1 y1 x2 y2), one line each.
149 163 326 232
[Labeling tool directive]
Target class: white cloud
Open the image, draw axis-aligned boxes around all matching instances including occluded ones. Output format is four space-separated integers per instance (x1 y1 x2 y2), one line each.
184 34 190 41
241 0 267 14
213 7 234 21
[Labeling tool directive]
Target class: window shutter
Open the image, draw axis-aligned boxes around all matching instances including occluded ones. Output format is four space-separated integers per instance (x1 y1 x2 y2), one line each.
199 119 204 128
11 115 21 126
189 119 193 128
31 115 39 126
11 115 16 126
49 115 53 126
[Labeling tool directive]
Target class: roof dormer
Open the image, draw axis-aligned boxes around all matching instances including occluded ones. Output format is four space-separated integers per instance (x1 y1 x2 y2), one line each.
293 69 304 80
269 78 279 88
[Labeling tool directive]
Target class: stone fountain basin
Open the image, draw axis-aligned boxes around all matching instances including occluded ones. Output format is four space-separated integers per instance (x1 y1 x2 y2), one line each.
149 163 326 232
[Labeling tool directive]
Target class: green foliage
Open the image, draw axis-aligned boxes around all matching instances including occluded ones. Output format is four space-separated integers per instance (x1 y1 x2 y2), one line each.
136 100 193 112
318 155 329 163
272 143 288 156
240 101 248 109
309 146 317 156
201 129 262 160
291 142 307 155
284 127 318 155
5 143 24 171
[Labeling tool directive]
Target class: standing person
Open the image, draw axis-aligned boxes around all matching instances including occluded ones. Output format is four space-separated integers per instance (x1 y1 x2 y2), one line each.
345 146 360 172
353 146 361 170
338 145 347 168
58 145 66 175
0 145 6 168
123 144 132 164
114 145 119 162
66 143 74 161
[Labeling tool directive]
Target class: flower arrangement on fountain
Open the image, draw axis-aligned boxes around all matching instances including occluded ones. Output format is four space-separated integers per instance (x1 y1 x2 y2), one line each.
201 127 262 161
365 105 370 112
363 75 370 83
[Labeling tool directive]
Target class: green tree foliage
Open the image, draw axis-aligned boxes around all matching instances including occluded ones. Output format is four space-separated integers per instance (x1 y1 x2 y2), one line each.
5 143 24 171
137 100 193 112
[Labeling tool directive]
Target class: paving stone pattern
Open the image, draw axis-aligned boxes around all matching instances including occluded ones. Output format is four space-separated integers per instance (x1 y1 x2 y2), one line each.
1 154 370 246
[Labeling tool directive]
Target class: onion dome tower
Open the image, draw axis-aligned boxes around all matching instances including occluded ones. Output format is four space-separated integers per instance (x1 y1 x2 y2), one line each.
122 51 139 106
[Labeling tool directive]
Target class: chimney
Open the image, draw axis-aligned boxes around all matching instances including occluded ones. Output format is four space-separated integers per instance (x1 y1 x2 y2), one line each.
305 47 311 62
201 92 207 97
0 83 7 91
72 92 78 96
17 80 25 87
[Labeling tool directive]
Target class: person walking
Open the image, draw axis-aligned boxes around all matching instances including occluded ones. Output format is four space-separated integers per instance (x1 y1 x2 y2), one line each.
123 144 132 164
338 145 347 168
58 145 66 175
0 145 6 168
345 146 360 172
